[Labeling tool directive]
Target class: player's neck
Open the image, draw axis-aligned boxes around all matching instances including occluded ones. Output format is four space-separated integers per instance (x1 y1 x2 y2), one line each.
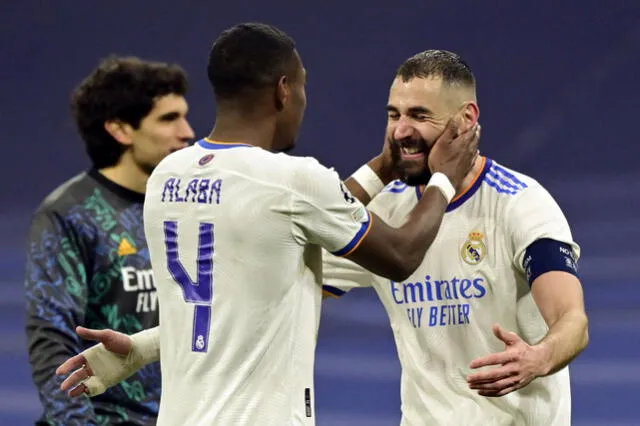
209 111 277 152
420 155 485 200
455 155 485 197
98 158 148 194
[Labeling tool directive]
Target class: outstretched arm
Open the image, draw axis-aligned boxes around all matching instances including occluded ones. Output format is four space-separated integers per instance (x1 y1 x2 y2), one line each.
56 326 160 397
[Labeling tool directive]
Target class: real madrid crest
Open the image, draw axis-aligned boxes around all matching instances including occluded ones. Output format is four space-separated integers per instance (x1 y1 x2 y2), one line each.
461 231 486 265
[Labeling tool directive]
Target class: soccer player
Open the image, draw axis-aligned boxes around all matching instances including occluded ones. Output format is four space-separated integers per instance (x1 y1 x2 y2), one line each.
321 50 589 425
58 48 589 425
25 55 194 425
56 23 479 426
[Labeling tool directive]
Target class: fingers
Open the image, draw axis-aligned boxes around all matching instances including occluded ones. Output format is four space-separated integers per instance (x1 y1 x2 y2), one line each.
492 323 502 338
77 326 131 354
445 122 479 157
437 113 465 143
471 150 480 166
475 379 523 397
458 123 480 162
469 373 520 392
60 365 91 392
467 364 516 384
56 354 87 376
432 115 478 151
469 351 515 370
461 122 480 142
69 383 90 398
76 326 107 343
381 137 402 180
468 124 480 153
492 324 521 346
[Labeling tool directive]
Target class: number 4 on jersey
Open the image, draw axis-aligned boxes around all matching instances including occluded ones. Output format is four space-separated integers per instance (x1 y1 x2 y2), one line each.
163 221 214 353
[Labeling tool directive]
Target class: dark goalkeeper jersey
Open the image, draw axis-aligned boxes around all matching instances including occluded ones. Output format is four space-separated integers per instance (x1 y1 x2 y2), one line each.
25 169 161 426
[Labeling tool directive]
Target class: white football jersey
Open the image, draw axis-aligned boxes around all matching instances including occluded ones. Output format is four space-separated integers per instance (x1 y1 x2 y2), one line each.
323 157 579 426
144 139 371 426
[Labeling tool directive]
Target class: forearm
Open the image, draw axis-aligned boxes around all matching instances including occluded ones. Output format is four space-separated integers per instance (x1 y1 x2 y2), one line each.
348 157 451 268
394 187 448 268
130 326 161 364
345 155 393 205
344 174 450 281
535 310 589 376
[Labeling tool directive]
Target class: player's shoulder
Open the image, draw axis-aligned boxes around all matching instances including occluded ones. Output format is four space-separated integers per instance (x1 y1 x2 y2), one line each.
153 140 336 194
35 171 94 217
156 140 317 173
247 149 325 174
28 171 102 234
368 180 419 220
481 158 563 219
230 148 337 184
275 154 345 198
281 154 331 175
481 158 546 199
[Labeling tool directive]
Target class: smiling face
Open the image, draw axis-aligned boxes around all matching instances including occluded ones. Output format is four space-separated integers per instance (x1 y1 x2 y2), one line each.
385 75 479 186
386 50 479 185
385 75 453 185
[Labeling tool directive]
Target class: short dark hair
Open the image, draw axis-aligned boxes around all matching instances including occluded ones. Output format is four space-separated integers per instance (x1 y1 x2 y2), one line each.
71 55 188 169
396 50 475 88
207 22 297 100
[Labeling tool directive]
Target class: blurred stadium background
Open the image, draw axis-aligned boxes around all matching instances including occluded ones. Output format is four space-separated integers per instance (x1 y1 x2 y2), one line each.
2 1 639 424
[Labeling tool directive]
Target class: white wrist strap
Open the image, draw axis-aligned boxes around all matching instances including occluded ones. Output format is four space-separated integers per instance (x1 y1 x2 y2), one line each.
426 172 456 204
130 326 161 365
351 164 385 198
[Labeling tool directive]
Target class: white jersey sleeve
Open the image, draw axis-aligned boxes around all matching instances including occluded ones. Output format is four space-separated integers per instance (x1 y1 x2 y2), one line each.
506 183 580 274
320 184 404 295
289 158 372 256
322 249 374 296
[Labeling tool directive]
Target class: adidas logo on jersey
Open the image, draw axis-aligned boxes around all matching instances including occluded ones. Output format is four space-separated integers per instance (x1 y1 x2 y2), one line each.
117 238 137 256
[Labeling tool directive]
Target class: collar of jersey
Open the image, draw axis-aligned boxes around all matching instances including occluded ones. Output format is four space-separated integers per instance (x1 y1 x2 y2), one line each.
416 156 492 213
88 168 145 203
197 138 254 150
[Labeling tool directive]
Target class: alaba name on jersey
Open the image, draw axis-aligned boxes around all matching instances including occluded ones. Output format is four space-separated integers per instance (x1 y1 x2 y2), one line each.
143 138 372 426
323 157 580 426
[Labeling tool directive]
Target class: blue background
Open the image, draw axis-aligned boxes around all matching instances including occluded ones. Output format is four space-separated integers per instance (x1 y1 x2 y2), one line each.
2 1 639 424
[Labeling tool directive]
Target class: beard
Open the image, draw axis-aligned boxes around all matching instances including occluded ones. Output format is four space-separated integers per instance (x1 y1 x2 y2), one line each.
389 136 433 186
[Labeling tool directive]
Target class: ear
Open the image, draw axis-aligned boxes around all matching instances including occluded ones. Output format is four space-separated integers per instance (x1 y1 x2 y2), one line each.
104 120 134 146
461 102 480 129
275 75 289 112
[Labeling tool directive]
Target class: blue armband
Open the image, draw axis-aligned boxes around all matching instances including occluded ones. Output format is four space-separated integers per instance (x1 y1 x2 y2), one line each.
523 238 578 286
